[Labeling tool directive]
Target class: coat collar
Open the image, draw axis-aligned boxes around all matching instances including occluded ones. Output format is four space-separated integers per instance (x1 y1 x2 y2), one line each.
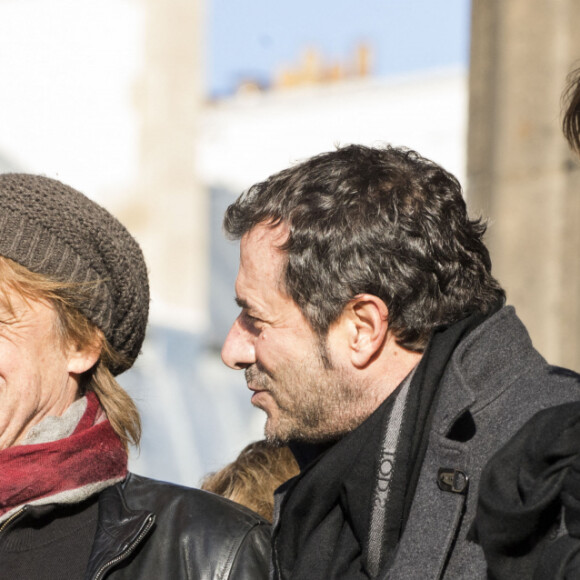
85 475 155 580
388 306 543 579
431 305 543 436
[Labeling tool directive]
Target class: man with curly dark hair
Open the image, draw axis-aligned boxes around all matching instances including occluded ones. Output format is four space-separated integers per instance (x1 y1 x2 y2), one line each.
221 144 580 579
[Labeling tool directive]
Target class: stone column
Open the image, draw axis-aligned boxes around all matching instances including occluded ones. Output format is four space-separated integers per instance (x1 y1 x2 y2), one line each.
127 0 207 327
468 0 580 369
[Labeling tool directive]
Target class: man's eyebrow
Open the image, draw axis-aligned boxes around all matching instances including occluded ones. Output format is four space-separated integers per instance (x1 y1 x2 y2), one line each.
235 297 266 320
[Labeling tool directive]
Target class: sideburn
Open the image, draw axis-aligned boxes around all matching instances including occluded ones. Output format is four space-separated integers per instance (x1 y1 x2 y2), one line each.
316 334 334 371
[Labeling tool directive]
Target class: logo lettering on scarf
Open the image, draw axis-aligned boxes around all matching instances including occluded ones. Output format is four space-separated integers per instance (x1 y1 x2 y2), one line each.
373 450 395 506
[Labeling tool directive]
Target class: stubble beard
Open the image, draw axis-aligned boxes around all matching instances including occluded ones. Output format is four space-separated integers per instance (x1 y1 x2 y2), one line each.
245 355 377 445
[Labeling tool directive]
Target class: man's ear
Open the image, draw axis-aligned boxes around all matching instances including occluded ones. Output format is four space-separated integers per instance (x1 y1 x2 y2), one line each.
66 334 102 375
341 294 389 368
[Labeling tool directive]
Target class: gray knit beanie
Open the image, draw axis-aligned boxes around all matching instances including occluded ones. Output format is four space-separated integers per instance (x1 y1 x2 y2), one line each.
0 173 149 375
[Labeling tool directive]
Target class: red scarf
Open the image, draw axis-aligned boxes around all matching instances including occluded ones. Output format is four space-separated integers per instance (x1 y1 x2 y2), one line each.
0 392 128 519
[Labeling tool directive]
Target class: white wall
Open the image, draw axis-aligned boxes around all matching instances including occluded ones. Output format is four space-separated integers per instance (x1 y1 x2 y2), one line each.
196 67 467 193
0 0 143 204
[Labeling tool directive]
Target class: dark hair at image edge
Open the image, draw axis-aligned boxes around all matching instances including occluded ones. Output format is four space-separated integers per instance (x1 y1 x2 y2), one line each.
224 144 505 351
563 66 580 153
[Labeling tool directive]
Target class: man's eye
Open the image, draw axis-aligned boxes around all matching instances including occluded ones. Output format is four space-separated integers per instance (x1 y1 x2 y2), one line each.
241 311 262 330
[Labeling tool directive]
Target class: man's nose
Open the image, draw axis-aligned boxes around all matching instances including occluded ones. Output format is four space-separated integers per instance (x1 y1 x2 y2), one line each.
221 317 256 370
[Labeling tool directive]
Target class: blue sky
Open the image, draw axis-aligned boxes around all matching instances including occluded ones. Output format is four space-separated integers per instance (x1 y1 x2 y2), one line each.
208 0 471 96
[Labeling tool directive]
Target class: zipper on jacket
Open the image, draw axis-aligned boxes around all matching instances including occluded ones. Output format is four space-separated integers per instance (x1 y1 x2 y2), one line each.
92 514 155 580
0 507 27 535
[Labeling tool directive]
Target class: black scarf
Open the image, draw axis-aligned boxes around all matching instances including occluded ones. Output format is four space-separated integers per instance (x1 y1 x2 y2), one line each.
272 308 495 579
471 400 580 579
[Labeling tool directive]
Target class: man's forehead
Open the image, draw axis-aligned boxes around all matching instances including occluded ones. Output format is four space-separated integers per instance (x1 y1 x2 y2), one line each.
240 223 288 274
237 223 290 301
242 221 289 250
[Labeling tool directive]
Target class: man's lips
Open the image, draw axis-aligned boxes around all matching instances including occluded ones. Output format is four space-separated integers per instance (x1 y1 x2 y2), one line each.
247 383 266 393
245 367 272 405
247 385 270 406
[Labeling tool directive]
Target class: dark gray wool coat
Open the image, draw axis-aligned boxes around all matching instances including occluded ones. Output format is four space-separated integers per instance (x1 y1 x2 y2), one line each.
387 306 580 579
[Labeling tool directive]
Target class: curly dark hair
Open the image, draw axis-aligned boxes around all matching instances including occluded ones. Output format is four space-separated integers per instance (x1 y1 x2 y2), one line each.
563 66 580 153
224 144 504 351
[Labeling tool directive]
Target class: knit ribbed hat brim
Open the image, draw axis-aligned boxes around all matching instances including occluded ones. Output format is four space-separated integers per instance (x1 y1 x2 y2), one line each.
0 173 149 375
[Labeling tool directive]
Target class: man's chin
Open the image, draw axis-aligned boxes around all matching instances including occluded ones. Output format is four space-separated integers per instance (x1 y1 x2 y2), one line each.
263 416 311 446
264 417 353 446
264 417 287 444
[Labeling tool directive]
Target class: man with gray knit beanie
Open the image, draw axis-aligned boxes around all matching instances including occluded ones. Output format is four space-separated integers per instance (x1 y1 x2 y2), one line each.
0 174 270 579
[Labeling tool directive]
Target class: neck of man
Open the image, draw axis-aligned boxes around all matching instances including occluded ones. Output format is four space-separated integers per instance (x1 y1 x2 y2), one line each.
360 340 423 413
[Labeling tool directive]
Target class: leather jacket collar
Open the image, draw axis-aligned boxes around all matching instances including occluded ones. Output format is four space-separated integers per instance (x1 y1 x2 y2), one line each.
85 479 155 580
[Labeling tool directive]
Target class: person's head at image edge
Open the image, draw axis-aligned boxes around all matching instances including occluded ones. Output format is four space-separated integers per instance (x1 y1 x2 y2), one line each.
0 173 271 580
464 66 580 580
0 173 148 455
563 65 580 154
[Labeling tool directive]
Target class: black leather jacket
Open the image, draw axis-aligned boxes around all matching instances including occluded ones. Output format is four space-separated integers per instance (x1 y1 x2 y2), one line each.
86 473 271 579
